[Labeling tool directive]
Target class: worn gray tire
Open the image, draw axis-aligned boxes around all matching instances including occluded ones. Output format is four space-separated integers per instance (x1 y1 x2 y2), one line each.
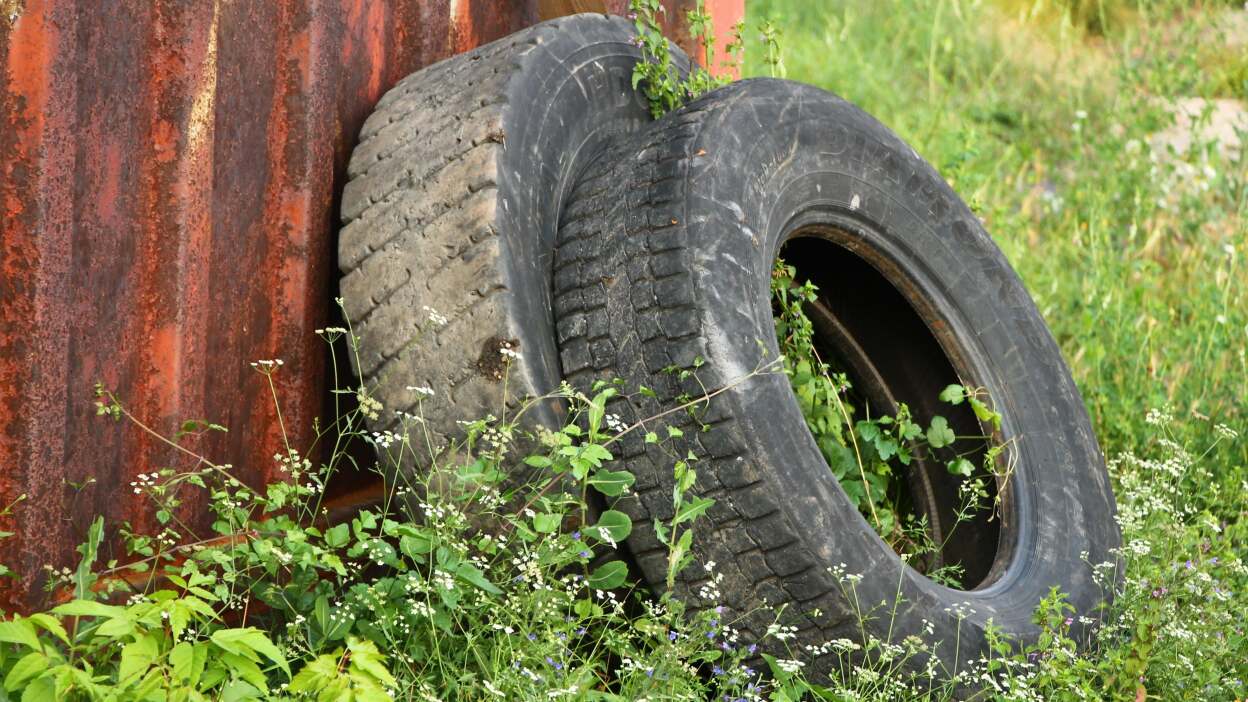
553 78 1120 681
339 15 687 453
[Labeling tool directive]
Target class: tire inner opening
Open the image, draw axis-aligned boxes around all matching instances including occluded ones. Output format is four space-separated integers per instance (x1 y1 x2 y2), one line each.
778 234 1005 590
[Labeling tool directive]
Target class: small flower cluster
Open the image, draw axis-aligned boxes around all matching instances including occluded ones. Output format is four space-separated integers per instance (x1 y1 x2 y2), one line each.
356 387 383 419
129 471 159 495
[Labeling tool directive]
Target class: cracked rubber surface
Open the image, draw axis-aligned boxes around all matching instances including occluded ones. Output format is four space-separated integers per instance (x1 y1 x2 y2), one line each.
339 14 686 454
552 78 1120 678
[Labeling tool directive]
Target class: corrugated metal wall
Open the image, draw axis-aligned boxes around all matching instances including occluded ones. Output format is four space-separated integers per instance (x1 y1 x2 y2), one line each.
0 0 742 611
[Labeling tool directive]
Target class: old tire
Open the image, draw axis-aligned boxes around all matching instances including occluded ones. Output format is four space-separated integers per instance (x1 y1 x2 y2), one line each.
552 78 1120 676
339 14 686 451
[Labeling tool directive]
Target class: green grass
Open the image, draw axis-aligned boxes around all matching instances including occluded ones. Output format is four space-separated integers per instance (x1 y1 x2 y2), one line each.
746 0 1247 697
747 0 1246 501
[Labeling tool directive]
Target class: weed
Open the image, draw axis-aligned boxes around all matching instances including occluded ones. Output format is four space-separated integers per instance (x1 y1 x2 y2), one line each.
771 258 1007 586
749 0 1248 697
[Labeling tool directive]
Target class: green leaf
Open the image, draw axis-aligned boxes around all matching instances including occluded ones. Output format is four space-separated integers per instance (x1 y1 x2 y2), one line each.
323 609 353 643
455 562 502 595
289 653 342 693
855 420 881 443
96 615 136 638
19 674 55 702
209 629 256 660
523 455 552 469
587 389 615 436
0 620 41 651
24 614 66 645
325 523 351 548
211 628 290 678
164 606 189 640
347 637 396 687
969 397 1002 430
939 384 966 404
652 518 669 545
820 441 856 480
533 512 562 534
587 561 628 590
313 595 331 634
4 652 46 692
191 639 209 686
49 599 124 620
399 532 433 558
948 458 975 477
169 641 195 684
200 663 227 691
118 634 159 684
219 652 267 693
581 443 613 466
587 470 635 497
239 629 291 678
874 437 898 461
667 529 694 586
900 418 924 441
591 510 632 543
221 680 263 702
72 517 104 598
673 496 715 526
569 458 592 481
179 594 218 620
926 416 956 448
64 666 101 698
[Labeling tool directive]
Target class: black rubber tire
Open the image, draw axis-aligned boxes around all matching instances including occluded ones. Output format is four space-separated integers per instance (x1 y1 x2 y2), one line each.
339 14 687 452
552 78 1120 677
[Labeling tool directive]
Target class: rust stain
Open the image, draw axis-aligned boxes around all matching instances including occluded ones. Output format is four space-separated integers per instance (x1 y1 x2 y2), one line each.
451 0 538 55
0 0 739 613
0 0 77 611
700 0 744 77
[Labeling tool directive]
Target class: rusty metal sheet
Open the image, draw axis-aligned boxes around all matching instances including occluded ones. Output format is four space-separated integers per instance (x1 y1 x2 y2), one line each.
0 0 742 612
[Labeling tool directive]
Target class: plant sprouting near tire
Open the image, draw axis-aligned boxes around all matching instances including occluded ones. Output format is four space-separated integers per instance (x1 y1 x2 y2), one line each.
339 4 1121 687
772 258 1010 586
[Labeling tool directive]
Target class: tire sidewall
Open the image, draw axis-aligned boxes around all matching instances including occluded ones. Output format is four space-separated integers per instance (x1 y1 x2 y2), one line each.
499 17 689 429
675 79 1119 658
